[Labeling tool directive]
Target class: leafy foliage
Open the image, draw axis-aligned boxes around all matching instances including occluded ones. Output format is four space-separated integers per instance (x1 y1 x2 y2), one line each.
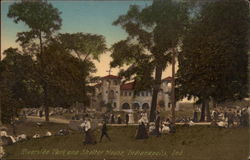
8 0 62 51
176 0 249 106
111 0 189 121
56 33 107 61
0 48 42 123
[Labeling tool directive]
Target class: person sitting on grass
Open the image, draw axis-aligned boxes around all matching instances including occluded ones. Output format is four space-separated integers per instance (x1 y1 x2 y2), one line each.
148 122 155 135
169 121 176 134
99 121 111 142
161 122 170 134
227 109 234 128
217 120 226 128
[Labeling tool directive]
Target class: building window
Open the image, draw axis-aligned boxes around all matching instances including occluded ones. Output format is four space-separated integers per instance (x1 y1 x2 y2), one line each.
116 91 119 94
125 91 127 96
114 102 117 108
129 92 132 96
168 103 171 108
107 80 111 85
132 103 140 110
122 103 130 109
142 103 149 110
109 90 115 99
114 80 118 85
136 92 140 96
141 91 144 96
158 100 165 108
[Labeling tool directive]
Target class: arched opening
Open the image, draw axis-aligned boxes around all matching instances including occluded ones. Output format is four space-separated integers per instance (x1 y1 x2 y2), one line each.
132 103 140 110
158 100 165 108
122 103 130 109
109 90 115 99
114 80 118 85
142 103 150 110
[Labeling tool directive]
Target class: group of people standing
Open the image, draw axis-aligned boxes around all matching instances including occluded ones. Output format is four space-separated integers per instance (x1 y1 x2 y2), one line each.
135 112 175 139
210 107 249 128
80 119 111 144
103 113 127 124
192 106 249 128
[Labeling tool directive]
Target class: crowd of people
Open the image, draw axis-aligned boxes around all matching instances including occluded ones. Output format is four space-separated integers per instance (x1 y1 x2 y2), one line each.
135 112 177 139
79 106 249 144
190 106 250 128
15 105 250 145
79 111 178 144
209 106 249 128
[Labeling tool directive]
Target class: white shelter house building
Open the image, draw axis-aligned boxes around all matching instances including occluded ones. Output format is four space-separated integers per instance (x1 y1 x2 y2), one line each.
92 75 179 112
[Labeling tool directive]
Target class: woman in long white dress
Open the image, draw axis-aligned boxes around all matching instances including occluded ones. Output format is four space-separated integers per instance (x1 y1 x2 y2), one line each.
80 119 96 144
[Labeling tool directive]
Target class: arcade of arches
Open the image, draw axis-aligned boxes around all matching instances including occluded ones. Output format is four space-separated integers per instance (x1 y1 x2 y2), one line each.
122 102 150 110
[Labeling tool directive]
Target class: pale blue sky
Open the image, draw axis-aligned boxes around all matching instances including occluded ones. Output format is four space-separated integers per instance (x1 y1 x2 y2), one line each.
1 0 173 77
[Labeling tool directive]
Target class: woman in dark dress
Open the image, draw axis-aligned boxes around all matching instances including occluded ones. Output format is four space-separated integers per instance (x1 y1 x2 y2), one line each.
136 119 148 139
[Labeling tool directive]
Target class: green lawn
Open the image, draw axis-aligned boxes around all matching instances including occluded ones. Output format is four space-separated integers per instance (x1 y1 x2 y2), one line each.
3 123 249 160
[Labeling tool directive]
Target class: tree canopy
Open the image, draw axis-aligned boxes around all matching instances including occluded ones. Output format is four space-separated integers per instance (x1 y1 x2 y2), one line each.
176 0 249 121
111 0 189 121
6 1 106 122
8 0 62 53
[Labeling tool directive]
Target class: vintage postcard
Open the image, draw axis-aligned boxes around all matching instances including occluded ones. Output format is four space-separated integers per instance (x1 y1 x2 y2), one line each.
0 0 249 159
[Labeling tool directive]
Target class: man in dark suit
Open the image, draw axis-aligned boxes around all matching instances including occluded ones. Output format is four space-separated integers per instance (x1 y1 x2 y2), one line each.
99 121 111 142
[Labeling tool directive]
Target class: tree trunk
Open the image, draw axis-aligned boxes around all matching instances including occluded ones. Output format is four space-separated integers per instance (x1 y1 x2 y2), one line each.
0 54 2 126
200 101 206 122
212 98 217 108
205 99 211 122
0 88 1 126
171 48 176 124
44 84 49 122
149 64 163 122
39 31 49 122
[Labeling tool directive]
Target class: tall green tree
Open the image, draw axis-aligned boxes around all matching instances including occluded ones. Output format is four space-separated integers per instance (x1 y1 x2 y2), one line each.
8 0 62 121
111 0 189 122
176 0 249 121
56 33 106 62
55 33 107 106
0 48 41 123
38 38 98 107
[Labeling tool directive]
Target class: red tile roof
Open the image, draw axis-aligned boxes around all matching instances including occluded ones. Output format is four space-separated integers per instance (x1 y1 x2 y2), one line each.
102 75 121 80
120 82 135 90
162 76 172 82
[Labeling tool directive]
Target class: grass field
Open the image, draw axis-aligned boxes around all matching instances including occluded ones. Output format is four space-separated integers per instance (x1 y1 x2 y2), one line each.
3 122 249 160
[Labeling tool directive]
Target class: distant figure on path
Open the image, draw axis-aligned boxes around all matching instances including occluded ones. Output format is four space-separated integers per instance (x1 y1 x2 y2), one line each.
99 121 111 142
39 110 43 118
111 114 115 124
117 115 122 124
193 109 198 122
125 113 129 125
